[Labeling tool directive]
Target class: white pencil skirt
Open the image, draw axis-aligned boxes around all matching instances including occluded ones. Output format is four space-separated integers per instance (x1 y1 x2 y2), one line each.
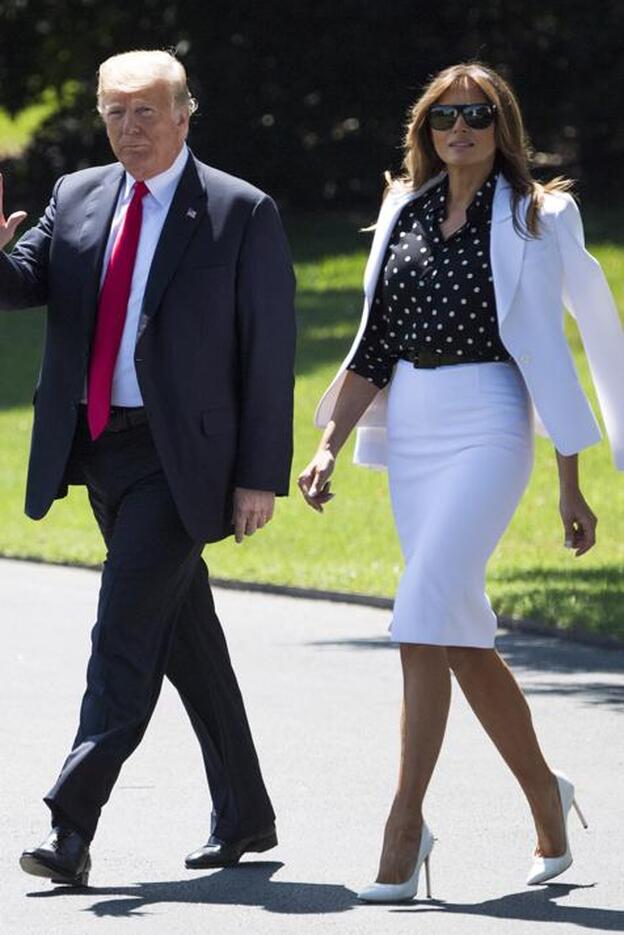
386 360 534 648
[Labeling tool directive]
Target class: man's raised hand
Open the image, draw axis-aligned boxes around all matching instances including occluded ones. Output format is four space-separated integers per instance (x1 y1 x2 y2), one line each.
0 173 27 250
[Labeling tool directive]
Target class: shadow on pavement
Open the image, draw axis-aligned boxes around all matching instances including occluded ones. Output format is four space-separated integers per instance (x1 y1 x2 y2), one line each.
495 632 624 712
496 632 624 674
389 883 623 930
513 681 624 710
26 877 623 928
26 861 356 916
308 630 624 711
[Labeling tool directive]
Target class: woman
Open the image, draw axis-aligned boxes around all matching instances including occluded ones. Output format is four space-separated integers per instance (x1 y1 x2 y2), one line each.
298 62 624 902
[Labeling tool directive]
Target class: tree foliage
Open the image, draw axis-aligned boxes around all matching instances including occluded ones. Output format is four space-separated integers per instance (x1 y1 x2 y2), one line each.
0 0 622 213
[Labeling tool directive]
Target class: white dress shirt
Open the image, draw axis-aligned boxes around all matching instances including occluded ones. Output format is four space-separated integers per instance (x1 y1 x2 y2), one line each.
84 143 189 406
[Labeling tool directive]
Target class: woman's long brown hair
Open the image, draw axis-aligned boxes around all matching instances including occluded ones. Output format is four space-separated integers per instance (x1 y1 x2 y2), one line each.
389 62 573 237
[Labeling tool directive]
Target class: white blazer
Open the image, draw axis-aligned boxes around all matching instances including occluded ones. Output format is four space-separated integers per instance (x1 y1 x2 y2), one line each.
315 173 624 470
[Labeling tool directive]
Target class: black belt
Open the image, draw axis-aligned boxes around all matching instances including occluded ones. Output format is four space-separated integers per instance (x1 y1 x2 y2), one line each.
402 350 508 369
78 404 149 433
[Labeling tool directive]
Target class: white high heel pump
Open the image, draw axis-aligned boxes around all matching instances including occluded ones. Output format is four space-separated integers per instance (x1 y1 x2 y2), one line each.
357 822 434 902
526 769 588 885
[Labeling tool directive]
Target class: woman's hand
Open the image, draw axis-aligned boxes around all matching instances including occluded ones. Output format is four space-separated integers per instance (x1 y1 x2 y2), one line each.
298 371 380 513
555 451 596 557
559 490 597 557
298 449 336 513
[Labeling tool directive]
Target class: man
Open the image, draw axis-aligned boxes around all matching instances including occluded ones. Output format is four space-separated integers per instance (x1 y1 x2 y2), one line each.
0 50 295 886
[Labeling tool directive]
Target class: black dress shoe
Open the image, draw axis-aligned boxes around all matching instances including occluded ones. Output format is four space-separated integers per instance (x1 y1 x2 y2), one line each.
20 827 91 886
185 824 278 869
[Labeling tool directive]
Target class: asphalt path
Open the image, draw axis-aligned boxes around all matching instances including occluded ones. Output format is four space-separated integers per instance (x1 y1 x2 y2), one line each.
1 558 623 935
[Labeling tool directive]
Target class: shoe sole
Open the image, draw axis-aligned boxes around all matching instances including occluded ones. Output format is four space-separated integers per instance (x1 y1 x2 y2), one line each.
19 853 90 886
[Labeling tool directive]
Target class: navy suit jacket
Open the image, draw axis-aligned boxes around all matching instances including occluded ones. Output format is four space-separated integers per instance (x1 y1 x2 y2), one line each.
0 152 297 542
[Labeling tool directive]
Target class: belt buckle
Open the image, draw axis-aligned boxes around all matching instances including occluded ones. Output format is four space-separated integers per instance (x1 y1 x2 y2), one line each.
413 351 439 369
105 410 126 432
106 406 144 432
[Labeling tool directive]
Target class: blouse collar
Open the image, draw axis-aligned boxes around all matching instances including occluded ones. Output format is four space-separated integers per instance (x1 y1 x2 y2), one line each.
431 168 499 223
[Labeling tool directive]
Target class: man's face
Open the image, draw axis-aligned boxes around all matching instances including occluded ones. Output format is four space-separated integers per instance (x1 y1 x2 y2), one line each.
100 80 189 180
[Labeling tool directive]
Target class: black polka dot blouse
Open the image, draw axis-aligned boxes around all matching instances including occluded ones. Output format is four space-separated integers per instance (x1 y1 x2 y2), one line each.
347 170 510 388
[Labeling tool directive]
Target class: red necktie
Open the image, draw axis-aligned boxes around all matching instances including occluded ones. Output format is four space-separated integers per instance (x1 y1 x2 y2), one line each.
87 180 149 440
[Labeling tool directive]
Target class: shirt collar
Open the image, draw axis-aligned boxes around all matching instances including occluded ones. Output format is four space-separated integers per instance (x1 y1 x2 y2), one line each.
429 168 498 223
466 168 498 220
122 143 189 206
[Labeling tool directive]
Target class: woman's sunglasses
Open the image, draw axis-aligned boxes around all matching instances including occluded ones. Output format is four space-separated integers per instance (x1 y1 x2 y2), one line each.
428 102 497 131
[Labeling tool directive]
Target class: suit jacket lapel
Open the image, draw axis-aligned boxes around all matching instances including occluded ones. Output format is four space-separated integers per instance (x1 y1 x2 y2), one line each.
78 166 124 330
490 175 527 327
138 154 206 337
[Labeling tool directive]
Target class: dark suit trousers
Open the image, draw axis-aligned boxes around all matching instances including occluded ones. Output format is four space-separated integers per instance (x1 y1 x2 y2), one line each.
44 413 275 843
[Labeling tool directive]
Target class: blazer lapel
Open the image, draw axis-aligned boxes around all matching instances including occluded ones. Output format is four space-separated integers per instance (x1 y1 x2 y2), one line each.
138 154 206 336
363 173 445 300
78 166 124 329
363 190 416 298
490 175 526 327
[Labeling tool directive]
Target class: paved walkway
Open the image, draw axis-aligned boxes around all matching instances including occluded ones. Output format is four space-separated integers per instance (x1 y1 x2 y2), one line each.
1 558 623 935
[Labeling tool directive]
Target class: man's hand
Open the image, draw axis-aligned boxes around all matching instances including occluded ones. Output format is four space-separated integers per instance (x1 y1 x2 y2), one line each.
0 174 27 250
232 487 275 543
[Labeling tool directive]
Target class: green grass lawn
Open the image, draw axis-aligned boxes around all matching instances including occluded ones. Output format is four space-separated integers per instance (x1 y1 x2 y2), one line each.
1 211 623 638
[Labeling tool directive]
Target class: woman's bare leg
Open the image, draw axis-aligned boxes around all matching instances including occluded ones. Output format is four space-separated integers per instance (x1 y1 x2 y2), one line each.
376 644 451 883
447 647 565 856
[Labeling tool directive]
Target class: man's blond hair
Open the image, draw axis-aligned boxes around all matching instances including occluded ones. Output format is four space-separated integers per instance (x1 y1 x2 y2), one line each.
97 50 197 115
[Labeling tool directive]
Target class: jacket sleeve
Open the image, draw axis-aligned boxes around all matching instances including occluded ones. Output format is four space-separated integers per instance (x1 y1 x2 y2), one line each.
234 194 296 494
0 177 62 311
553 194 624 469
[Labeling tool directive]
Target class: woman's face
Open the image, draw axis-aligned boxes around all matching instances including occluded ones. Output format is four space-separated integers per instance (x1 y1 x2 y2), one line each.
429 79 497 171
